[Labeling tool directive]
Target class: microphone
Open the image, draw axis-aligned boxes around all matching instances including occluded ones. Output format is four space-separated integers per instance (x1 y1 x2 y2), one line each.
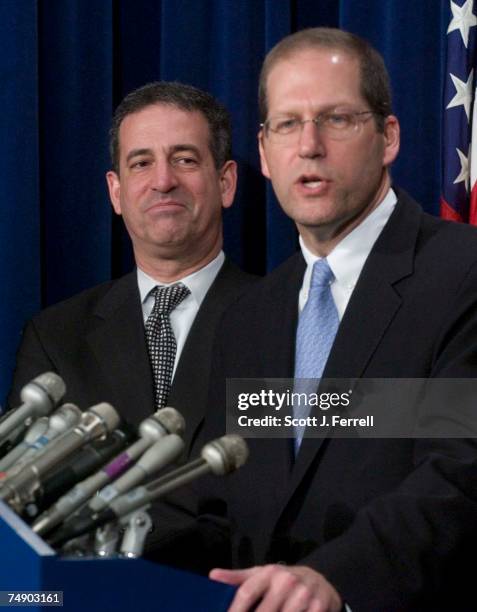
0 421 37 459
97 407 185 481
86 407 185 509
0 404 81 474
0 418 50 472
48 435 248 547
33 434 184 536
0 373 66 445
32 408 185 534
0 402 119 513
30 428 131 514
87 433 184 512
37 424 133 509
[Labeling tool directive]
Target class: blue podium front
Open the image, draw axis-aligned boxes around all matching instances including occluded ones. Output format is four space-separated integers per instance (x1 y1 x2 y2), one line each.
0 502 235 611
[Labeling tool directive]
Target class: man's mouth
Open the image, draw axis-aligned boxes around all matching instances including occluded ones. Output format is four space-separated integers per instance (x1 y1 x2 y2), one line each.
297 175 329 191
302 179 322 189
145 200 186 212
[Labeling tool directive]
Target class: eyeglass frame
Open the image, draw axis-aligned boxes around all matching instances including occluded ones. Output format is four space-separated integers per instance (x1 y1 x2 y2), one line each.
260 110 384 141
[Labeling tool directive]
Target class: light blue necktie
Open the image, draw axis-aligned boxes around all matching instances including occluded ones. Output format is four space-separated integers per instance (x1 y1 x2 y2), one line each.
293 258 339 450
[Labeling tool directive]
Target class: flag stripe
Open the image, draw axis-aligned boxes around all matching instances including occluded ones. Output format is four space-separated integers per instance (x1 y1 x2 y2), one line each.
441 0 477 225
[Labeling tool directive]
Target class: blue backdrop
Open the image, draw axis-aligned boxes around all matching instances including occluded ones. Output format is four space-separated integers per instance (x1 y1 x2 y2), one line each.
0 0 451 404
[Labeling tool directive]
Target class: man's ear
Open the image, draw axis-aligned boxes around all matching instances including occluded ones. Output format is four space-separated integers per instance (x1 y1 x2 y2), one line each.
219 160 238 209
382 115 400 167
258 130 271 179
106 171 122 215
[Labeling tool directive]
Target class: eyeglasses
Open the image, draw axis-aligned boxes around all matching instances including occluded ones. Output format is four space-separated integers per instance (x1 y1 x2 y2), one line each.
260 110 381 142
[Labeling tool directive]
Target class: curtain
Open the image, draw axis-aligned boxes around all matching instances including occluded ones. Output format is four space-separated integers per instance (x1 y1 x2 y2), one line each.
0 0 451 403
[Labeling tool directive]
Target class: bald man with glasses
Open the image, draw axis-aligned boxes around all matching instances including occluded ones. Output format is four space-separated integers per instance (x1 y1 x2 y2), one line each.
191 28 477 612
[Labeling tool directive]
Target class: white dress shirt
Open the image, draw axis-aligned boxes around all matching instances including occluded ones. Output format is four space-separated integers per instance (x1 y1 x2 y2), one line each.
137 251 225 378
298 189 397 319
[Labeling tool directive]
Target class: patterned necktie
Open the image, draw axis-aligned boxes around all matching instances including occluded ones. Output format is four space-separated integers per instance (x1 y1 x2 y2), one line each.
145 283 190 409
293 258 340 449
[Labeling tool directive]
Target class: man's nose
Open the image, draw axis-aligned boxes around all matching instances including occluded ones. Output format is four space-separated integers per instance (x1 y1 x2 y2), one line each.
151 161 179 192
298 120 326 159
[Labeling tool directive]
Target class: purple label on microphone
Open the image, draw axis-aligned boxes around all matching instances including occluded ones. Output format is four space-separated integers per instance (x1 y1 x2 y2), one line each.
103 452 133 478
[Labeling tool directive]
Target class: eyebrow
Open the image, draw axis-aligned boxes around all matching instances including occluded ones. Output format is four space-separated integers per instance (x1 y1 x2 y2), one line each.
125 148 153 164
169 144 202 158
124 144 202 165
272 103 357 116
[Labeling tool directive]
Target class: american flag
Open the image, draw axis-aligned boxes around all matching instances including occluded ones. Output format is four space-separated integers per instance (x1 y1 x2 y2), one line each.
441 0 477 223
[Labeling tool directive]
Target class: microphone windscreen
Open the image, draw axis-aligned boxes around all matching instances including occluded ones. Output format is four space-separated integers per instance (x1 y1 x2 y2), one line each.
89 402 120 432
201 435 249 475
21 372 66 408
154 407 185 436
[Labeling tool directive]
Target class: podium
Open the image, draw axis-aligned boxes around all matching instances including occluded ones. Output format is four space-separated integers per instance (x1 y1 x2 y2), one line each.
0 501 235 611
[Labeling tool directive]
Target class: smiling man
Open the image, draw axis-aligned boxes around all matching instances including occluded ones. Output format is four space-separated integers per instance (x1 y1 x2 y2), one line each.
8 82 254 449
106 97 236 279
197 28 477 611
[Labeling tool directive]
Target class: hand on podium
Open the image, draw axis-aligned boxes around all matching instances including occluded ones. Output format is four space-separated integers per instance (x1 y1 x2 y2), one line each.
210 564 342 612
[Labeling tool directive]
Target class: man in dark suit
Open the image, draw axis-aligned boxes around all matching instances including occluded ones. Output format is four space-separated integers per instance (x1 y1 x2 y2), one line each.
197 29 477 611
7 82 254 451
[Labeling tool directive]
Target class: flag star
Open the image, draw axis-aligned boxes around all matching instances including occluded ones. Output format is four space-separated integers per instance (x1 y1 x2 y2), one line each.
454 147 470 191
447 0 477 48
447 69 474 119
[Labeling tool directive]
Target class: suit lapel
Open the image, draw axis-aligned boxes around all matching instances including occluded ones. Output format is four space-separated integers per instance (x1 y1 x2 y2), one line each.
169 260 253 449
241 254 306 537
86 272 154 428
250 249 305 474
278 193 422 520
85 261 253 447
258 253 305 377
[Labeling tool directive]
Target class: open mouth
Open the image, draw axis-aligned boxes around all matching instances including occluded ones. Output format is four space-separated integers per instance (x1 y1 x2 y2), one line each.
302 179 322 188
297 175 329 190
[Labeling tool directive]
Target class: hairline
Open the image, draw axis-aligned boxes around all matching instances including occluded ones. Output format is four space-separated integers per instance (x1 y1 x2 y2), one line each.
259 31 391 132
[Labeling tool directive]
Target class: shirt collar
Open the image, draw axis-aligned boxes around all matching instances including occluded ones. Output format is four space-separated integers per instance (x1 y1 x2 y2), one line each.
300 188 397 290
137 250 225 307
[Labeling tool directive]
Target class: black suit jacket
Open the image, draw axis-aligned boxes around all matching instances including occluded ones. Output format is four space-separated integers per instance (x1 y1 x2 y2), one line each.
197 190 477 611
7 259 255 451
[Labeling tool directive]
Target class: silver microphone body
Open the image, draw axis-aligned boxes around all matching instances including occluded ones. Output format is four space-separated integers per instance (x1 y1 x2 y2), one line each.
88 433 184 512
47 435 248 548
1 404 82 474
110 435 248 519
0 402 119 512
32 407 184 535
0 418 50 472
0 373 66 445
